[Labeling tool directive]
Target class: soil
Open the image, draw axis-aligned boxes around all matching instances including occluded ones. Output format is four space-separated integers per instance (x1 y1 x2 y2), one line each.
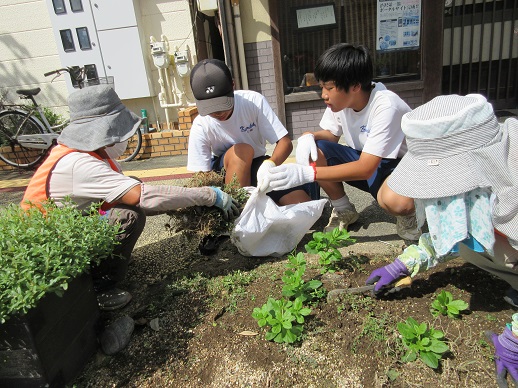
72 215 516 388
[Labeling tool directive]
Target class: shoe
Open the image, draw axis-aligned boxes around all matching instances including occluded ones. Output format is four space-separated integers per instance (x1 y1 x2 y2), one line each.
396 214 421 241
324 208 359 233
97 288 132 311
504 288 518 308
100 315 135 355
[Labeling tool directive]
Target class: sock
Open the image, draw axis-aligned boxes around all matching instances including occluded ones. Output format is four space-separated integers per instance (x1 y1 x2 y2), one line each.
331 195 355 212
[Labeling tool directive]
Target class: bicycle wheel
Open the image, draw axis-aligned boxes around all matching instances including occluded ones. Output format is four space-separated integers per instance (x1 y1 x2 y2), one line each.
0 110 47 168
116 130 142 162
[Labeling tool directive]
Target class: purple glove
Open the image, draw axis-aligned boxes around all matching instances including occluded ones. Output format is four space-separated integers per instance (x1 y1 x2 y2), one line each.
486 328 518 387
365 259 410 293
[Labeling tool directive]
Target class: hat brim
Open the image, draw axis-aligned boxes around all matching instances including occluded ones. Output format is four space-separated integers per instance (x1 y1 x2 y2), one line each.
58 107 141 151
387 152 483 199
195 93 234 116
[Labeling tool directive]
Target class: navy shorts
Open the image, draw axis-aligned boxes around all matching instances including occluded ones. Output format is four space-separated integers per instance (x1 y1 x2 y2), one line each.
316 140 401 199
211 152 313 203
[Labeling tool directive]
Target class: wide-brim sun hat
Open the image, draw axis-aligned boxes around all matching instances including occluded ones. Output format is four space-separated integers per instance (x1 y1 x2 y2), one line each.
58 85 141 152
190 59 234 116
387 94 504 199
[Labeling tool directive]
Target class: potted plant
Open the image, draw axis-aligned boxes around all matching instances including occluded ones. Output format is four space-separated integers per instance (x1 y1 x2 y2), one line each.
0 200 121 387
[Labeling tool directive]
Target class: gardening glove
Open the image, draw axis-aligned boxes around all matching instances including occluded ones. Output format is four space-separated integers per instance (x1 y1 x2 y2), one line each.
365 258 410 294
257 159 276 192
210 187 240 221
486 328 518 388
296 133 318 166
266 163 315 192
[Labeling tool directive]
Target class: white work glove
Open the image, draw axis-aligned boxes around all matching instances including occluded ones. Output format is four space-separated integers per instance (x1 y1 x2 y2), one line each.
256 159 276 192
296 133 318 166
267 163 315 191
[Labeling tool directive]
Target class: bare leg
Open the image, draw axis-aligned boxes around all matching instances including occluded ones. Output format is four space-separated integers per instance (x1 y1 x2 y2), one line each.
223 143 254 186
314 149 345 200
377 179 415 216
277 189 311 206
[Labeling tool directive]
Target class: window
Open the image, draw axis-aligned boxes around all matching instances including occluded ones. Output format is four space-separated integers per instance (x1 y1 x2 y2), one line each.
60 29 75 52
76 27 91 50
70 0 83 12
277 0 421 94
52 0 66 14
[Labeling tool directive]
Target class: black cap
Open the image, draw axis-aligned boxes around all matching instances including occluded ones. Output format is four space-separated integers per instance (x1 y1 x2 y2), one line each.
190 59 234 116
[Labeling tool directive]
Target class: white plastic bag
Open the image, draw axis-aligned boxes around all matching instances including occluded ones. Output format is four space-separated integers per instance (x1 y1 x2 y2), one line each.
231 188 327 257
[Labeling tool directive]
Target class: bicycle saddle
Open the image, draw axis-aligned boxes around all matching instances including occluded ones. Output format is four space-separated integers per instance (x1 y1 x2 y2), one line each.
16 88 41 96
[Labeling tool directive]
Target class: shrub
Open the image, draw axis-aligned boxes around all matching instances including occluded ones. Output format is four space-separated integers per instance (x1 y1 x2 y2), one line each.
0 200 120 323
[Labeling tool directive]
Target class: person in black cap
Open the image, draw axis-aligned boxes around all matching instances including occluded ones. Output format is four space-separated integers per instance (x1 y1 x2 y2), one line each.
187 59 311 205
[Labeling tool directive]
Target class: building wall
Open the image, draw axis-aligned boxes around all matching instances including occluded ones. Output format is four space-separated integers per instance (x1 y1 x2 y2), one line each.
0 0 197 128
240 0 272 43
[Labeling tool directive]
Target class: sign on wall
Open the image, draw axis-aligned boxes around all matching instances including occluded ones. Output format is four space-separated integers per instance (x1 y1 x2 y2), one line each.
295 3 337 31
377 0 421 51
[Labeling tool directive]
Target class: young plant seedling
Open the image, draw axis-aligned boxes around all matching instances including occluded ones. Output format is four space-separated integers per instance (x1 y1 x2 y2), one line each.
252 297 311 344
397 317 449 369
305 227 355 273
281 252 323 303
431 290 469 319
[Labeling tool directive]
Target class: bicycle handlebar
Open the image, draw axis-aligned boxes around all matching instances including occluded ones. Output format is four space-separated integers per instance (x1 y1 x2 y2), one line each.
44 67 74 77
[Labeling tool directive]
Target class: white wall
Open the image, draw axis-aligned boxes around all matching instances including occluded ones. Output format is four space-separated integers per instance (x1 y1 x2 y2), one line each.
0 0 197 127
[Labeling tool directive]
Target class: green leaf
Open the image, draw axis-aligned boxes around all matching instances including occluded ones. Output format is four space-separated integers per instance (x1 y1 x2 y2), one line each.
429 339 449 354
402 350 417 362
420 351 440 369
448 300 469 311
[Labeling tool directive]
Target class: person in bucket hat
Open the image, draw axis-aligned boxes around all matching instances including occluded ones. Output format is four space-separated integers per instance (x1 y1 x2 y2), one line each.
362 94 518 386
187 59 311 205
21 85 239 316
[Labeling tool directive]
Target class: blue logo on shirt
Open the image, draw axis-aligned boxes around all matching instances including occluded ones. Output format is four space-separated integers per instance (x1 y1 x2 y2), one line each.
240 122 256 133
360 125 369 133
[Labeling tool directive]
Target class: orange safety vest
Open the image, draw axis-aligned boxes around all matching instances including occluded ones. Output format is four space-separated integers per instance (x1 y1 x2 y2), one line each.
20 145 119 211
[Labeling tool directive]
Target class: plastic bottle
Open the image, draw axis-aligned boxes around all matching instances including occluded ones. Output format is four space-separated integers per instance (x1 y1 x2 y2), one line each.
140 109 149 134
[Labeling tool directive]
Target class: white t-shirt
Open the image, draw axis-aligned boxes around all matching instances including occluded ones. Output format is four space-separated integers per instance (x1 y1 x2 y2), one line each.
49 148 140 211
187 90 288 172
319 83 410 159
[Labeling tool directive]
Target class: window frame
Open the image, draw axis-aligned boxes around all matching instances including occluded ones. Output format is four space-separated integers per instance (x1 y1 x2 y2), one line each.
76 27 91 50
60 29 75 52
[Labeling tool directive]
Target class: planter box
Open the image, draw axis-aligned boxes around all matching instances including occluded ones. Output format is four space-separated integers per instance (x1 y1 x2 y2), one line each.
0 274 100 387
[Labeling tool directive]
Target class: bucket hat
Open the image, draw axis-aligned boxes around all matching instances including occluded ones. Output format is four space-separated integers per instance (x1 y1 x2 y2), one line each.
190 59 234 116
387 94 503 198
388 93 518 246
58 85 141 151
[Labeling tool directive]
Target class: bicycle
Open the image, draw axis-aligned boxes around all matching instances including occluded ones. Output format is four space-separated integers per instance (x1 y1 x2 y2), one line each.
0 66 142 169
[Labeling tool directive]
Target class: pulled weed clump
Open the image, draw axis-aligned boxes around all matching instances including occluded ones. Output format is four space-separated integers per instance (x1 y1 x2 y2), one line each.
165 171 248 238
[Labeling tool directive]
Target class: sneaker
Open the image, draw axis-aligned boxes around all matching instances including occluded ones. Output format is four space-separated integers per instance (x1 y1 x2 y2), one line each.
396 214 421 241
504 288 518 308
324 208 359 233
97 288 132 311
99 315 135 355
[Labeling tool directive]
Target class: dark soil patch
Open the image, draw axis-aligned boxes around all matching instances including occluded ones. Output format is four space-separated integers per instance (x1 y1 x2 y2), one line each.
73 233 514 387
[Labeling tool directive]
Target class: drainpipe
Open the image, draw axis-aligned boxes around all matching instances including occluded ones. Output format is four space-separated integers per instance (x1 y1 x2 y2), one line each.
231 0 248 89
217 0 233 72
223 0 241 89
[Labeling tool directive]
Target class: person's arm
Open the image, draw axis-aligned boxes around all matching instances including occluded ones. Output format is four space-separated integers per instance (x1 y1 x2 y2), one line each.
392 233 459 277
311 129 340 143
365 233 459 293
269 135 293 166
314 151 382 182
120 184 238 219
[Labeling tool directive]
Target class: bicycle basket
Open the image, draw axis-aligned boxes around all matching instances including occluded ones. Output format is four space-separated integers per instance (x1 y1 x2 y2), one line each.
84 76 115 89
